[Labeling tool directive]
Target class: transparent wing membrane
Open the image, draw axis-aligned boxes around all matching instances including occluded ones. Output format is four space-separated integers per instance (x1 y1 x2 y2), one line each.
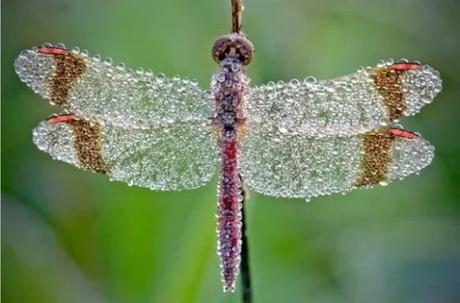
15 44 213 129
245 60 441 137
239 127 434 201
33 117 219 191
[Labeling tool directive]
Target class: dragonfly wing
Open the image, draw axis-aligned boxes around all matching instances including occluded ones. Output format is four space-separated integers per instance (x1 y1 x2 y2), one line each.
239 127 434 201
245 60 442 136
33 116 219 191
14 44 213 128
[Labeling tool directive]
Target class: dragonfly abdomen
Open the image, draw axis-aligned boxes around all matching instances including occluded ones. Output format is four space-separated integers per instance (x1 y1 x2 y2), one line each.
217 135 242 292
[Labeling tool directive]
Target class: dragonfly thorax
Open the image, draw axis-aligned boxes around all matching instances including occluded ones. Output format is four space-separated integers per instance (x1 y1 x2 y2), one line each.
212 34 254 65
212 56 248 134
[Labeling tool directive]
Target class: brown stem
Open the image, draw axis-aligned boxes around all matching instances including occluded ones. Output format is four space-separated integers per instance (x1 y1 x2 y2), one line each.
239 175 252 303
231 0 243 33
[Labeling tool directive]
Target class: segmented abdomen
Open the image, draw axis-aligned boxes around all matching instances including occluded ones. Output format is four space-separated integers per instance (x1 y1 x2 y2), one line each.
217 135 242 292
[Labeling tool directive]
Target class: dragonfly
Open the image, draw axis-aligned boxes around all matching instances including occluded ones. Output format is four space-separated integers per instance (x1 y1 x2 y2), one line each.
14 0 441 293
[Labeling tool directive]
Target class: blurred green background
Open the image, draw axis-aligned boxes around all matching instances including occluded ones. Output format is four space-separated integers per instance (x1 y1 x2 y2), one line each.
2 0 460 302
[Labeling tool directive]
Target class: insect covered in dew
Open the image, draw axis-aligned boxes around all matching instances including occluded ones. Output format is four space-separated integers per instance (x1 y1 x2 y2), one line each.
14 0 442 293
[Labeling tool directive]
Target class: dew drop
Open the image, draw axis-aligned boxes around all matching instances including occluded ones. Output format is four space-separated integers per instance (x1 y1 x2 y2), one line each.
289 78 300 88
93 54 101 62
116 62 126 71
71 47 80 54
81 49 89 57
104 57 113 66
304 76 317 85
135 67 144 75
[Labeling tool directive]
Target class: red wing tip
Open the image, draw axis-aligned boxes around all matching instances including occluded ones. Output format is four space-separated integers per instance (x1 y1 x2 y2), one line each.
388 128 419 139
37 46 67 55
390 62 420 71
47 114 76 124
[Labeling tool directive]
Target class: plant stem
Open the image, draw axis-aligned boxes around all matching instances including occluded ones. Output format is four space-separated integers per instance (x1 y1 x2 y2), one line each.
240 183 252 303
231 0 243 34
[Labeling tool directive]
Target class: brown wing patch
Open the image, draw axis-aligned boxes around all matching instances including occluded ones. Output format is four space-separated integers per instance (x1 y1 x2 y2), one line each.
68 119 109 174
354 128 395 187
372 66 407 121
50 52 87 106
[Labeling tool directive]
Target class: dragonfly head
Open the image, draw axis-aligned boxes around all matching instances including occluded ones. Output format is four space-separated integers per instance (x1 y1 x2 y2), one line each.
212 34 254 65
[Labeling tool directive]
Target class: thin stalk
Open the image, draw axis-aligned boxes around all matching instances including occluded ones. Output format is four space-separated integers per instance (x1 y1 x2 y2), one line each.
240 180 252 303
231 0 243 34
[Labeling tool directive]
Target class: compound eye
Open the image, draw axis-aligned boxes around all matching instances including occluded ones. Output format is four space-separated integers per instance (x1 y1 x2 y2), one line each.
212 34 254 65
